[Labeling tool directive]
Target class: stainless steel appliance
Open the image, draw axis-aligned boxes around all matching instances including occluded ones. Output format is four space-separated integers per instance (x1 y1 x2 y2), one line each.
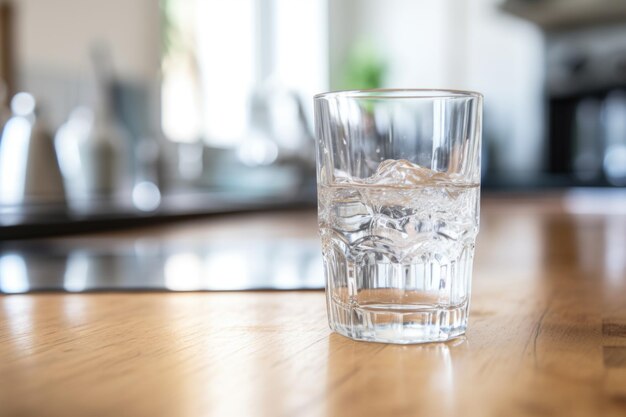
504 0 626 187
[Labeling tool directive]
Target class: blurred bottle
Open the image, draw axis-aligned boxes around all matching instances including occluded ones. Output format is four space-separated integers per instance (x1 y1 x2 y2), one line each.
0 80 11 130
0 92 66 206
83 98 129 200
602 90 626 186
573 98 603 182
232 83 313 192
81 42 133 207
55 107 92 207
131 136 162 212
55 94 135 211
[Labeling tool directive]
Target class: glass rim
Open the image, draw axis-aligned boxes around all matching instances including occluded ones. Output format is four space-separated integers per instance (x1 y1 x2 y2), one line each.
314 88 483 100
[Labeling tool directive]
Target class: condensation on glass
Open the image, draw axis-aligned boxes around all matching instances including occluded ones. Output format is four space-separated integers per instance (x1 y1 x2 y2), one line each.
314 89 482 344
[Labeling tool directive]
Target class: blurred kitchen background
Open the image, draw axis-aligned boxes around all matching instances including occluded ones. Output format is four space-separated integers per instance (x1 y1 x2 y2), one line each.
0 0 625 237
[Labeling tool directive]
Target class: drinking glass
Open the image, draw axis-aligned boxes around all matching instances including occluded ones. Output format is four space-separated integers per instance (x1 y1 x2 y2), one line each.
314 89 482 344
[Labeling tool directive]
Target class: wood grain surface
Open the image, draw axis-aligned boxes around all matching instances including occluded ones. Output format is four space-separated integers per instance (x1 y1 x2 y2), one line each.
1 197 626 417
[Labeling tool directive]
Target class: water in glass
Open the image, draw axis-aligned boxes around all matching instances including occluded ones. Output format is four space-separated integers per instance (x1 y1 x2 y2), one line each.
318 159 479 343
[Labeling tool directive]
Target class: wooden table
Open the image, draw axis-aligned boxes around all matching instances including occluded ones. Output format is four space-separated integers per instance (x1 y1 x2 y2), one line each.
1 195 626 417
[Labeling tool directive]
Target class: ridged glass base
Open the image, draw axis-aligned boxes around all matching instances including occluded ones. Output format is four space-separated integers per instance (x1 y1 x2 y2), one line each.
328 298 468 344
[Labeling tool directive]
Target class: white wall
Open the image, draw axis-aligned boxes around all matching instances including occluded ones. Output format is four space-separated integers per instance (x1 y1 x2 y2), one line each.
14 0 160 124
16 0 160 79
465 0 545 175
330 0 452 89
330 0 546 176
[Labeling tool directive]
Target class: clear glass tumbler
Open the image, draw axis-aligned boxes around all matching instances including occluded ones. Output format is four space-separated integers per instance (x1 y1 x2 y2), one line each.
314 89 482 344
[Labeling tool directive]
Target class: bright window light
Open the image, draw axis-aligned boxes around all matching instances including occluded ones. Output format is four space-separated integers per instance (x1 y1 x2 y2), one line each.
161 0 328 147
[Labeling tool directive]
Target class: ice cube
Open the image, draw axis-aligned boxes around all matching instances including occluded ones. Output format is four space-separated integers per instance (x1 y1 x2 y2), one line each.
366 159 438 185
333 168 351 182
